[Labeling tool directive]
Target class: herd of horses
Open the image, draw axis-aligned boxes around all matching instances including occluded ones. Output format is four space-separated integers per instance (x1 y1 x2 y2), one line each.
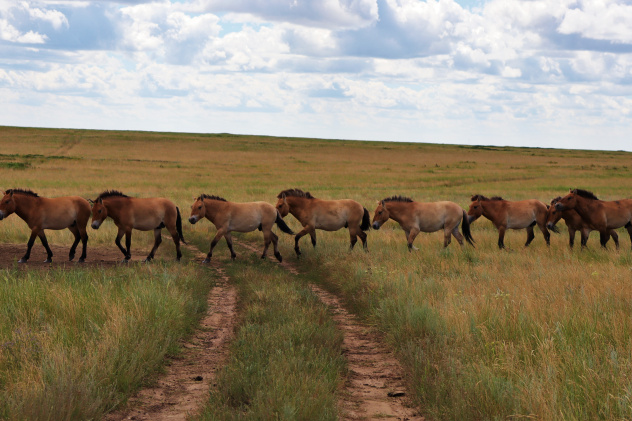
0 188 631 264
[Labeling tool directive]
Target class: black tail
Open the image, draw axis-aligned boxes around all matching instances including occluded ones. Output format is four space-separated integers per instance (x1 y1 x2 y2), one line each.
462 210 475 246
176 207 187 244
276 212 294 235
360 208 371 231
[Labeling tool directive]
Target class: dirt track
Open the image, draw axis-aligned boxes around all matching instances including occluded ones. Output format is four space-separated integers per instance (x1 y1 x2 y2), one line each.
0 243 125 269
235 240 424 421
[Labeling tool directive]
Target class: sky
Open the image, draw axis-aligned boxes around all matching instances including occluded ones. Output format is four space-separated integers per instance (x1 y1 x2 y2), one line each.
1 0 631 151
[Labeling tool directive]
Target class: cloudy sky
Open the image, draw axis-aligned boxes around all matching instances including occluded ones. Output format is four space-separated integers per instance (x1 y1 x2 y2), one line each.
1 0 631 151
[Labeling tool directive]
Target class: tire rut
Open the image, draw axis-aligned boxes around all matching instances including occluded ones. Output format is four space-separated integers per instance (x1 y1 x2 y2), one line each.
234 240 424 421
106 244 237 421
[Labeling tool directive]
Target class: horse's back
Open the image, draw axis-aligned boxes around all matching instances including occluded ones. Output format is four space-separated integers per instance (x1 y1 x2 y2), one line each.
38 196 90 229
414 201 463 231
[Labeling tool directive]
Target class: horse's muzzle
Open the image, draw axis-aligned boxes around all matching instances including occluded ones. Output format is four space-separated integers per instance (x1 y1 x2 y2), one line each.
188 216 198 224
0 212 4 221
91 221 101 229
372 222 381 230
546 222 554 230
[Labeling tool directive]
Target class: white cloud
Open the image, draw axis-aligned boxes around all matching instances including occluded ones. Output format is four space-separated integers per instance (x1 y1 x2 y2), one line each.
558 0 632 43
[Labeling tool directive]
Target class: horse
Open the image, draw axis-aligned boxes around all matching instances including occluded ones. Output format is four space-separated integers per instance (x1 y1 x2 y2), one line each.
0 189 90 263
546 196 618 249
188 194 294 263
467 195 551 249
371 196 474 251
275 189 370 256
554 189 632 249
90 190 185 262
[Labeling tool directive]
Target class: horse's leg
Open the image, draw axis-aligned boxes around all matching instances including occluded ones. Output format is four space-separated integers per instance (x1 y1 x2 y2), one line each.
224 232 236 260
114 227 126 258
580 229 589 249
270 232 282 262
293 226 312 257
349 227 359 250
538 223 551 246
525 226 535 247
19 229 39 263
261 230 272 259
144 229 162 262
407 228 421 252
568 227 576 249
452 225 465 247
497 226 506 249
625 223 632 250
37 231 53 263
309 231 317 248
610 229 620 250
599 231 609 249
358 230 368 251
443 228 452 248
68 224 81 261
167 226 182 261
78 223 88 263
204 229 226 263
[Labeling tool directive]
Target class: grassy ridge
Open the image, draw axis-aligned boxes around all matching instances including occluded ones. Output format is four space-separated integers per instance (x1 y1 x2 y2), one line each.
190 235 345 420
0 262 211 420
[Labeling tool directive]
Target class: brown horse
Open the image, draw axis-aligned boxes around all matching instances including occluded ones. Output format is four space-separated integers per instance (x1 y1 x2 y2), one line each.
0 189 90 263
189 194 294 263
371 196 474 251
555 189 632 249
468 195 551 249
90 190 185 262
275 189 370 256
547 196 618 249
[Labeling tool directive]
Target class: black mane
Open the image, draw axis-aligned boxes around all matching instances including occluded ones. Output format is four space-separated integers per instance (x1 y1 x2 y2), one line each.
471 194 504 201
199 194 226 202
6 188 38 197
382 195 413 203
550 196 562 205
96 190 129 200
278 189 315 199
573 189 599 200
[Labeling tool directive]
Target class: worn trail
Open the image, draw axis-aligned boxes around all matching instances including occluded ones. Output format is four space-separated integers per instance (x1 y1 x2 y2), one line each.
235 240 423 421
106 244 237 421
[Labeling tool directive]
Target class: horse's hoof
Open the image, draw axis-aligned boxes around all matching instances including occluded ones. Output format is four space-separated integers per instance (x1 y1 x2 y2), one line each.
120 258 129 264
78 258 86 263
231 255 237 261
202 258 210 264
143 258 152 263
18 258 28 263
275 253 283 263
69 255 75 262
261 254 266 259
44 258 52 263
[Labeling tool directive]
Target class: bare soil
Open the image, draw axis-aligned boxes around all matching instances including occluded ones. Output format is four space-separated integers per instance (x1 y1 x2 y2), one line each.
0 243 125 269
105 244 238 421
235 240 424 421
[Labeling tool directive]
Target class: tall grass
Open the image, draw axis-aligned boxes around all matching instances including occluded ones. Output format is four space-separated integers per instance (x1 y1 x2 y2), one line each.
0 262 211 420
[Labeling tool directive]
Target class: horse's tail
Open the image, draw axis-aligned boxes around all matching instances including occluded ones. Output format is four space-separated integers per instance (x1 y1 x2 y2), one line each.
176 206 187 244
276 211 294 235
360 207 371 231
462 210 475 246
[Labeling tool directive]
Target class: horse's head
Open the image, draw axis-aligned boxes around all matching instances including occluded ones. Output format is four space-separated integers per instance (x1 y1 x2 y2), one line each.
546 198 563 231
0 191 16 221
275 193 290 218
371 201 390 230
467 196 484 223
554 189 577 212
189 197 206 224
90 197 108 229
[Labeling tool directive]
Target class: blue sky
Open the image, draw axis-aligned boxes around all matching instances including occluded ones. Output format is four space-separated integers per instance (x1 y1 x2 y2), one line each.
1 0 631 151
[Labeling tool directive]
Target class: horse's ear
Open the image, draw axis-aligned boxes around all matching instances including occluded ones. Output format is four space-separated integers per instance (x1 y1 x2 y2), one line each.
380 200 385 207
87 198 94 205
9 191 13 198
281 193 286 200
546 204 550 210
97 197 103 204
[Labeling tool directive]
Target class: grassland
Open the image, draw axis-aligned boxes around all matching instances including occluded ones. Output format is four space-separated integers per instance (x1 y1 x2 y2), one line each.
1 125 632 420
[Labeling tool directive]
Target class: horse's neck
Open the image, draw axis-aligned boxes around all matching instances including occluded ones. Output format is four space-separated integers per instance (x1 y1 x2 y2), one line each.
385 202 408 224
13 195 38 222
104 198 127 222
287 198 310 222
481 200 503 220
573 197 598 221
204 200 225 223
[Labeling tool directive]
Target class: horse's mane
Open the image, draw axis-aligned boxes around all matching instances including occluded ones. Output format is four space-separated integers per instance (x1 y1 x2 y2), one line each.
96 190 129 200
5 188 38 197
550 196 562 205
199 194 226 202
278 189 315 199
471 194 504 201
382 195 413 203
572 189 599 200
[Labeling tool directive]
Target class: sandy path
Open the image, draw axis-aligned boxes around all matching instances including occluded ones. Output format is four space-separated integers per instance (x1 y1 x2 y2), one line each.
235 240 424 421
105 244 238 421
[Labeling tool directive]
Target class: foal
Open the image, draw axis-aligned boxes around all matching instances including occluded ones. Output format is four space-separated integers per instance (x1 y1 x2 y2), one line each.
468 195 551 249
188 194 294 263
371 196 474 251
546 196 618 249
90 190 185 262
0 189 90 263
555 189 632 249
275 189 370 256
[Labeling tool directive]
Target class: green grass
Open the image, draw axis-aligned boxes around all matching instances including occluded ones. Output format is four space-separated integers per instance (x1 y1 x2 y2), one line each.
0 261 212 420
193 239 345 421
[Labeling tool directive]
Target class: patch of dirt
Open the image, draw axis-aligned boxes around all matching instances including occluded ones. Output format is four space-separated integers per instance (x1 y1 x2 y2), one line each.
105 244 237 421
0 243 128 269
235 240 424 421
